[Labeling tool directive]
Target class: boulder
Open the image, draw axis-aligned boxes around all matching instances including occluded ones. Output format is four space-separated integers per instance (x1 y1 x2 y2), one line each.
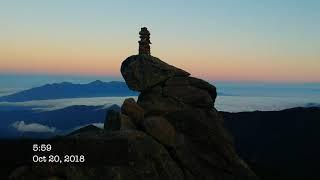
188 77 217 103
163 85 214 108
165 76 217 104
104 110 136 131
123 130 184 180
121 98 144 126
143 116 176 147
138 82 214 114
104 109 121 131
119 114 137 130
121 54 190 91
138 86 187 116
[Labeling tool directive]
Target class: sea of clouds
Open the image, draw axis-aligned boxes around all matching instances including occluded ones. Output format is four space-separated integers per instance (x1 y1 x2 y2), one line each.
0 95 319 113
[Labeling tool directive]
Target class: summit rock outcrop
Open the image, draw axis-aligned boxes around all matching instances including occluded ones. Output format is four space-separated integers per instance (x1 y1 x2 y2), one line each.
119 54 258 180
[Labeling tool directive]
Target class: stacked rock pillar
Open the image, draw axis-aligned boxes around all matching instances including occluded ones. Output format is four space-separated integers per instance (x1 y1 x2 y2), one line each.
138 27 151 55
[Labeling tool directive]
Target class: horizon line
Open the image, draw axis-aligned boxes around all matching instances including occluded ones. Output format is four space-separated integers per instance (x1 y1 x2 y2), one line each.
1 72 319 84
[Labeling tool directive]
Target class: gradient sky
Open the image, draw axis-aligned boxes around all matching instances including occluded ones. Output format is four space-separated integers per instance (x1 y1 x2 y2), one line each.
1 0 319 82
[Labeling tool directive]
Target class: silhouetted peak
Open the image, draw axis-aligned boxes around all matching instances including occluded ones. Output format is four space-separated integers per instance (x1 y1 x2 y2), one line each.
51 82 73 86
89 80 104 85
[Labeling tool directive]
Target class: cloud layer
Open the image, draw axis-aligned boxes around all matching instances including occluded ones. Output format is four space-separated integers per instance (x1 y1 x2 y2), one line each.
0 96 136 111
12 121 56 133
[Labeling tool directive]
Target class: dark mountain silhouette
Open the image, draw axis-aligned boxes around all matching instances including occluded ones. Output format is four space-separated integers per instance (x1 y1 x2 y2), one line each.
0 80 138 102
221 107 320 179
67 124 101 136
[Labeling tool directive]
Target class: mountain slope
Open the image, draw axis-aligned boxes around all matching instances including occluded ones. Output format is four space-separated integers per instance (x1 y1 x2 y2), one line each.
221 107 320 179
0 80 138 102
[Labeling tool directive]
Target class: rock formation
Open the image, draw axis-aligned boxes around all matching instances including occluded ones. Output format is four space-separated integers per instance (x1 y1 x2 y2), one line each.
8 28 258 180
119 55 258 180
138 27 151 55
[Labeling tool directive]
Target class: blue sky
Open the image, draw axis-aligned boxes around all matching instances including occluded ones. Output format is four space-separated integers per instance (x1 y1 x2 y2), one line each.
1 0 319 82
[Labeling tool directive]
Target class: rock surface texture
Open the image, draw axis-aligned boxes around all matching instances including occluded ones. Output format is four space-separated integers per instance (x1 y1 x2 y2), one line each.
8 55 258 180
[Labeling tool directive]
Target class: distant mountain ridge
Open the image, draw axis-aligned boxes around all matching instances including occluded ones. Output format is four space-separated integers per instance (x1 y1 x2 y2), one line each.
0 80 138 102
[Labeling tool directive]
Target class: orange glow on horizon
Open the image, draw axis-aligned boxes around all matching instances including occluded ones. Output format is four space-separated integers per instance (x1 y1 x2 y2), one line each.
1 33 319 83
